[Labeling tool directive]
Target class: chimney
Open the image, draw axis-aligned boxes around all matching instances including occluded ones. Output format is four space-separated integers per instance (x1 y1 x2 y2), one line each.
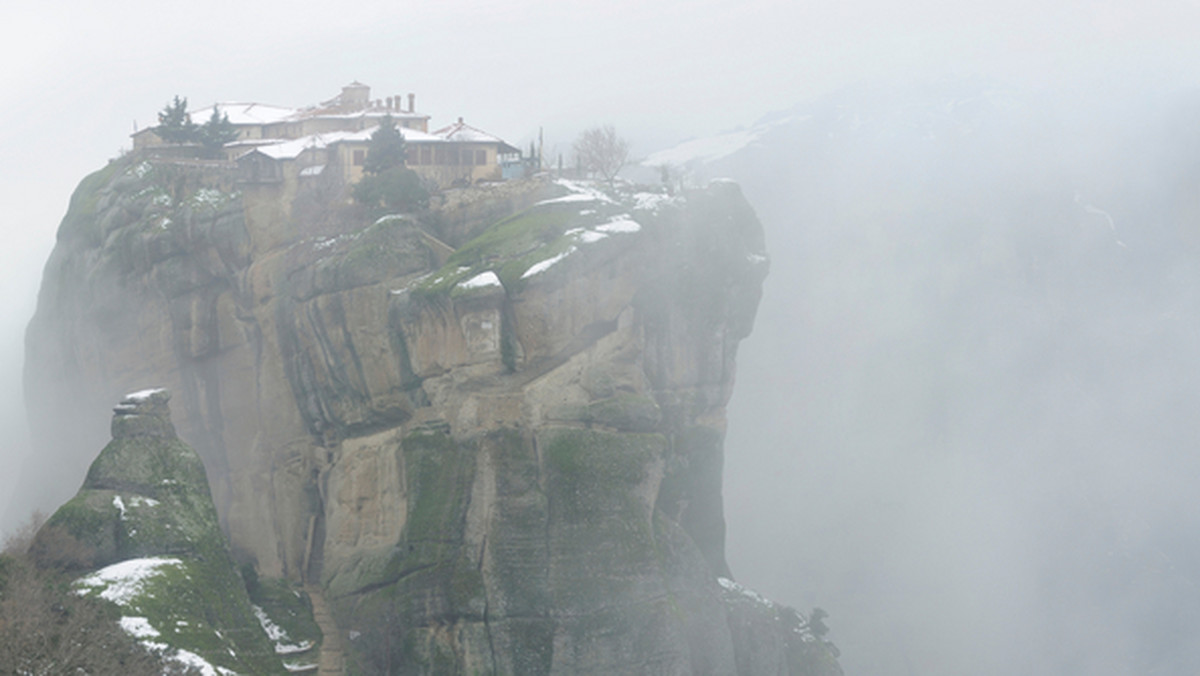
458 117 464 124
408 93 415 113
386 96 393 110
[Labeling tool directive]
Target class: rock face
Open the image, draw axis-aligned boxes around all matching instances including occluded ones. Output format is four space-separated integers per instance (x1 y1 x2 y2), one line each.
33 389 292 674
25 156 841 674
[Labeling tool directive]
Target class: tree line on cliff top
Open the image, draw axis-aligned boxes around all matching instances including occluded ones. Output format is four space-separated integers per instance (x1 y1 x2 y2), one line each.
156 96 238 157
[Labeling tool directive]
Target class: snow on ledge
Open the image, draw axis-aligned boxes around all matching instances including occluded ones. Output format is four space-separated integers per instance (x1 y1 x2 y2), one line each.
717 576 773 608
521 248 576 279
124 387 166 402
458 271 503 290
253 604 315 655
595 216 640 235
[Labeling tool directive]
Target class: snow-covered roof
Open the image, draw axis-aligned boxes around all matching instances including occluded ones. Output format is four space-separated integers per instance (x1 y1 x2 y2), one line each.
254 135 328 160
241 125 447 161
434 119 507 144
190 102 299 126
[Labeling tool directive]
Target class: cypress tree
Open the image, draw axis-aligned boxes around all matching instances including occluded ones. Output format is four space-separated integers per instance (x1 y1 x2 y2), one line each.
363 114 407 175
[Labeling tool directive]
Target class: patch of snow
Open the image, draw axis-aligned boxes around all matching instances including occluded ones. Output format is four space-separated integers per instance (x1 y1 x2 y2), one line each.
547 178 614 204
191 188 226 208
457 271 502 290
565 227 607 244
159 216 172 229
120 616 160 639
312 232 361 251
536 193 602 206
132 162 152 179
170 648 237 676
254 605 314 656
521 247 576 279
125 387 166 402
276 641 315 656
747 253 768 265
596 217 640 235
152 192 172 207
717 576 773 608
252 605 289 643
75 557 183 604
633 192 672 212
114 495 127 519
130 495 160 508
285 660 319 673
298 164 325 177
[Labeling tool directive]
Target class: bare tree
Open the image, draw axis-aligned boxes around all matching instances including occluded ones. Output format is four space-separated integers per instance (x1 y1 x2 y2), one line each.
0 512 198 675
0 557 164 674
573 125 631 184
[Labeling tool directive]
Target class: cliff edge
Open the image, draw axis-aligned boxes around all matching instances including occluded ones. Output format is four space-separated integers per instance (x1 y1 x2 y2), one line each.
24 154 839 674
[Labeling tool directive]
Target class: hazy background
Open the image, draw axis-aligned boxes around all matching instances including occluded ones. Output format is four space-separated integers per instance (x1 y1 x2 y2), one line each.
5 1 1200 674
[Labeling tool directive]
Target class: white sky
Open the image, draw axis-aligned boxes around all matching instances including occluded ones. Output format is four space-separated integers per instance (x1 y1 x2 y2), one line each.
4 0 1200 529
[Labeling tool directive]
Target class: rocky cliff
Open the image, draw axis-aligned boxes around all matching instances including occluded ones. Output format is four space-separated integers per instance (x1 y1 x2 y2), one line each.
24 155 840 674
32 389 318 674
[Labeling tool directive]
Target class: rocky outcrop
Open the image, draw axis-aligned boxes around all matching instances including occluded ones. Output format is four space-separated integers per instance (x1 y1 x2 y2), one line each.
32 389 303 674
24 155 840 674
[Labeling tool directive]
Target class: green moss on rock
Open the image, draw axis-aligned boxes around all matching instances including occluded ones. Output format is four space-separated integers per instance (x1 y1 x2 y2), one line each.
36 390 292 674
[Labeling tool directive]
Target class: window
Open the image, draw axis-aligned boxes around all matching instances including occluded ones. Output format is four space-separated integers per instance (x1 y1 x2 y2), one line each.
353 149 365 166
434 148 446 165
406 147 418 165
476 149 487 166
421 146 432 165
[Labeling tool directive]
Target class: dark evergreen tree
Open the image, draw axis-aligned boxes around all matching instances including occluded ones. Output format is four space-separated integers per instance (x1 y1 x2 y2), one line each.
156 96 198 144
198 108 238 156
354 114 427 214
363 114 407 175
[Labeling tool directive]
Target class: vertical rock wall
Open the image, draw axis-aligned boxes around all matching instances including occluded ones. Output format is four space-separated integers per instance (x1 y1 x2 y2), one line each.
24 158 840 674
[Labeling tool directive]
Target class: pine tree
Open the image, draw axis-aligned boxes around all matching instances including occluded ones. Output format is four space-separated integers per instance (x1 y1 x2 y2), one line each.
156 96 197 144
363 114 407 175
198 107 238 156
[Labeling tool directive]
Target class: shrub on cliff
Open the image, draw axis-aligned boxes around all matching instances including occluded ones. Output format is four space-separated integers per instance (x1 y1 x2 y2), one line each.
0 513 169 675
354 166 429 213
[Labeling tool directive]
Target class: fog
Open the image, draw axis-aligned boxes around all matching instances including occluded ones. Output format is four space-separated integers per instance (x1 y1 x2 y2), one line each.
5 2 1200 674
715 80 1200 674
